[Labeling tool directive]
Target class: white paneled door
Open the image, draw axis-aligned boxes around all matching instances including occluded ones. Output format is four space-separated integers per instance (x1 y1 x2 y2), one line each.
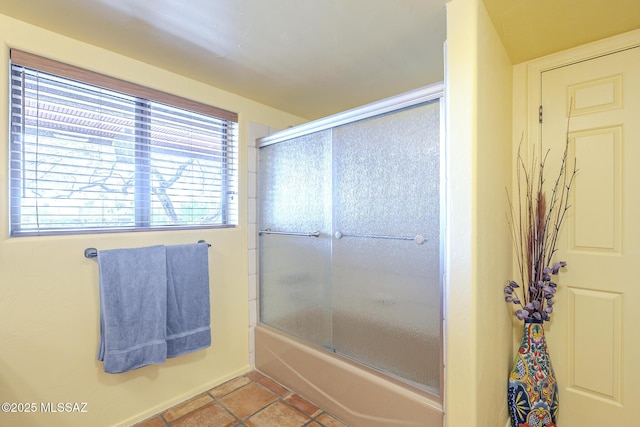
540 46 640 426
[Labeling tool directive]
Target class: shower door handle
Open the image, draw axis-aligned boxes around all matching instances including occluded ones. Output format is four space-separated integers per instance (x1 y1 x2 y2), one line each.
334 231 425 245
259 229 321 238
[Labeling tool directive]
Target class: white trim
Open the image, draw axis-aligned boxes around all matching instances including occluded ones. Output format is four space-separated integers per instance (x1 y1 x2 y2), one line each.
257 81 445 147
441 39 448 427
525 29 640 146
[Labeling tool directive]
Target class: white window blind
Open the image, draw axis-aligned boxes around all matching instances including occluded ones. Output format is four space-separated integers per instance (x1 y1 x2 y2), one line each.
9 50 238 236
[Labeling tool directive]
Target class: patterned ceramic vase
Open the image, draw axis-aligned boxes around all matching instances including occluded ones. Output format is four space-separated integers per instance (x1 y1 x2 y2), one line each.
508 319 559 427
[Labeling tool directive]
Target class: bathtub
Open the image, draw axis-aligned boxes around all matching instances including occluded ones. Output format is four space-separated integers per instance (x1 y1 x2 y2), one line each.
255 323 443 427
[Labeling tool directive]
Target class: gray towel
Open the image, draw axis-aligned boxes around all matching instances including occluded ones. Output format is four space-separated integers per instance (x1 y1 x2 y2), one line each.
97 245 167 373
165 243 211 358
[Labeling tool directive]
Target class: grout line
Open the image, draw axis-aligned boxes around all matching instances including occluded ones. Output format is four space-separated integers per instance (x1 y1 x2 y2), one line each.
213 375 281 423
139 371 349 427
159 414 170 426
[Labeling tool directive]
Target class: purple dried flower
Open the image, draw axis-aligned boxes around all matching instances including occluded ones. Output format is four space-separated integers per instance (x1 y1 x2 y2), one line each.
505 296 514 302
552 261 567 274
508 280 520 288
515 310 527 320
545 306 553 314
504 286 513 295
505 129 575 322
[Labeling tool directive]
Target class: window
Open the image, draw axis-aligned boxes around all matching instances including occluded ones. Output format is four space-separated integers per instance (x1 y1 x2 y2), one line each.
9 50 238 236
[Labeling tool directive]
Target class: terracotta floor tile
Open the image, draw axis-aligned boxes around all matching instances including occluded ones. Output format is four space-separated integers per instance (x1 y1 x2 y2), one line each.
256 376 289 397
171 402 237 427
315 413 348 427
244 401 310 427
133 415 166 427
283 394 319 417
210 376 252 398
219 383 278 420
139 371 350 427
163 393 214 422
246 370 265 382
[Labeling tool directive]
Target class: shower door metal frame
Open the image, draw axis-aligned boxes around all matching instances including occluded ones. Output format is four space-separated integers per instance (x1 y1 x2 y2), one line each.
256 81 446 400
258 82 444 147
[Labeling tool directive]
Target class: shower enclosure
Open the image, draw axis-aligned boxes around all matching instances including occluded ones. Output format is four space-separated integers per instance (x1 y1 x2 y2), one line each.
257 84 444 418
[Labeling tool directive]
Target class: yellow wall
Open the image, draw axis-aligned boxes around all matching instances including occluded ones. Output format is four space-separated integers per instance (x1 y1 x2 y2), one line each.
475 2 514 425
0 13 305 427
445 0 513 425
445 0 478 422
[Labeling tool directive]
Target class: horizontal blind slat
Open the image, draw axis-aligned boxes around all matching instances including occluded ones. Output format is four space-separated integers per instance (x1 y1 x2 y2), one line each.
11 49 238 122
10 55 238 235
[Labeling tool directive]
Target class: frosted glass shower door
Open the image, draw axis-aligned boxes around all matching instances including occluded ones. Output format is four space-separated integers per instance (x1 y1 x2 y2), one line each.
331 101 442 393
259 131 332 348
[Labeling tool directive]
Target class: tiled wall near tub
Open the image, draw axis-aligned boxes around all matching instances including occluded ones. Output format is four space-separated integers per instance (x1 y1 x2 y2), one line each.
247 122 279 366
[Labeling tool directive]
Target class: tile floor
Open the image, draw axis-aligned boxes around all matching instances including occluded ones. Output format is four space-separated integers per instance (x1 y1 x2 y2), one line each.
134 370 350 427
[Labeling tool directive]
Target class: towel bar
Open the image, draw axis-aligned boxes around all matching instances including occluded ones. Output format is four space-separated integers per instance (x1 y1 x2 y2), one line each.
258 229 321 238
334 231 426 245
84 240 211 259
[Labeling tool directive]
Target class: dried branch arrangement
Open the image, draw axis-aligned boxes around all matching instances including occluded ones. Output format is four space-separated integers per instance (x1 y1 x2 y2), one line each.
505 121 577 321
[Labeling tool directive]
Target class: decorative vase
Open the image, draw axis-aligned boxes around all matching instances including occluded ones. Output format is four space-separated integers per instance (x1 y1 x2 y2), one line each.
508 319 559 427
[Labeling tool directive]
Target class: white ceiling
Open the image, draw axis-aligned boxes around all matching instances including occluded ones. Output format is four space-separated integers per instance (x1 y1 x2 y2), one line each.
0 0 447 120
1 0 638 120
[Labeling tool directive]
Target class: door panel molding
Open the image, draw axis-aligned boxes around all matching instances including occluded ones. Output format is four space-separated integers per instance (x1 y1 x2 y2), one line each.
525 29 640 150
568 74 623 116
569 126 622 253
567 287 622 403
